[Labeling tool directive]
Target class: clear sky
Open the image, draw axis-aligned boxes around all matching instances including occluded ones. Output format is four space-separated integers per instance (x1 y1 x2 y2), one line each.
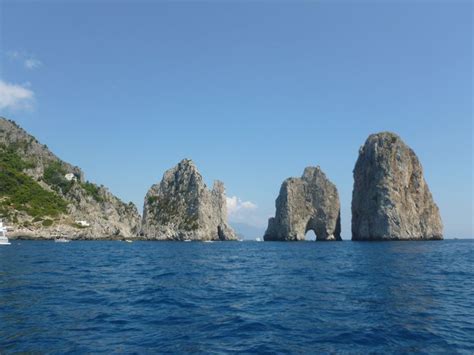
0 1 472 238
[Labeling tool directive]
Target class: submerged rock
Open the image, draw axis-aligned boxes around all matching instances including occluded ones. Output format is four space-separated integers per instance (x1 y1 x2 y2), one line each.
264 166 341 241
352 132 443 240
141 159 236 241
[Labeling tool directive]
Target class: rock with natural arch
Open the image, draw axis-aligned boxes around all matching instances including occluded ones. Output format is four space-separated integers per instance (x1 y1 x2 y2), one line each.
263 166 342 241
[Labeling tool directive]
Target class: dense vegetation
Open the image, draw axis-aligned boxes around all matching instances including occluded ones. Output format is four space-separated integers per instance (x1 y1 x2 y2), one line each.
0 146 68 218
43 156 104 202
147 195 159 205
43 161 74 194
81 181 103 202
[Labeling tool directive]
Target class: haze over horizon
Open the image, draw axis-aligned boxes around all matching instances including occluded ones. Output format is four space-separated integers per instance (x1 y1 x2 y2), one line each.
0 1 472 238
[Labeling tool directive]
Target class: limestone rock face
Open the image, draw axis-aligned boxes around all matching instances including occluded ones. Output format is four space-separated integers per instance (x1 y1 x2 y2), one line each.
352 132 443 240
1 117 141 239
141 159 236 241
0 118 83 182
264 166 341 241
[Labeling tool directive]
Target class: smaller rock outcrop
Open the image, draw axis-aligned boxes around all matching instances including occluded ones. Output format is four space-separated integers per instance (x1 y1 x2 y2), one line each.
264 166 341 241
141 159 236 241
352 132 443 240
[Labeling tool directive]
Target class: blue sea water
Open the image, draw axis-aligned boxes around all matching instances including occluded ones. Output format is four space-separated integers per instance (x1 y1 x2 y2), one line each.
0 240 473 353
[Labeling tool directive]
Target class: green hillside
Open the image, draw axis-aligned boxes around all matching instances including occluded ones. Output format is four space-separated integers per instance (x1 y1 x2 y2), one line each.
0 145 68 220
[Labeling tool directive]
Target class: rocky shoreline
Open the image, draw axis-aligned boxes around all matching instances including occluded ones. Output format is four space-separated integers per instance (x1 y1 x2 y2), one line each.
1 117 443 241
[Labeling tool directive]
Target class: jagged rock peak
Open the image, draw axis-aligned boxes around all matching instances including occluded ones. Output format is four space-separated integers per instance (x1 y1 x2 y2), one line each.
172 158 198 174
141 159 236 241
352 131 443 240
263 165 341 241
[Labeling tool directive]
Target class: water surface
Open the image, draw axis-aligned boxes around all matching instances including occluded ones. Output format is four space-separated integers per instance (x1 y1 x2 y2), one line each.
1 240 473 353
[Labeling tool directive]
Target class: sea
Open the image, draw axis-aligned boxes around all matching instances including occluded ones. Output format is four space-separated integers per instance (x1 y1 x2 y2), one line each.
0 239 473 353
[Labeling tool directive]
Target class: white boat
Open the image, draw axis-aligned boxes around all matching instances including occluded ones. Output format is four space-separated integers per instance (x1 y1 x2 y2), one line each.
0 220 11 245
54 237 70 243
125 239 133 243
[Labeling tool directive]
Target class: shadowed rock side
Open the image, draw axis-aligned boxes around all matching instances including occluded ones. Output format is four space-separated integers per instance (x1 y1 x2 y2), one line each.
141 159 236 241
264 166 341 241
0 117 141 239
352 132 443 241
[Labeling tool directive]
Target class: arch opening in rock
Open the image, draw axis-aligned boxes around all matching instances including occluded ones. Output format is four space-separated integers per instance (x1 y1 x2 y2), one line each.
217 225 225 241
304 229 317 241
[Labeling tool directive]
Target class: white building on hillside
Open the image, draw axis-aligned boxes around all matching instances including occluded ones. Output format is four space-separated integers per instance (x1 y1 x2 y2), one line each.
75 220 90 227
65 173 77 181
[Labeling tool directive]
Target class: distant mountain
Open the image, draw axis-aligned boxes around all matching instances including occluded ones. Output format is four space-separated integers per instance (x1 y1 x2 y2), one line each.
230 222 265 240
0 117 140 239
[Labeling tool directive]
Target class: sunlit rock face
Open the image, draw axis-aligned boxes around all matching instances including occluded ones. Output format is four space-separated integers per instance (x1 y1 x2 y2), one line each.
141 159 236 241
352 132 443 241
263 166 341 241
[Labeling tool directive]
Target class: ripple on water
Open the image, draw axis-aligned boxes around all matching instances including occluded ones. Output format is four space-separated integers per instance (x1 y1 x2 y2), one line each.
0 240 473 353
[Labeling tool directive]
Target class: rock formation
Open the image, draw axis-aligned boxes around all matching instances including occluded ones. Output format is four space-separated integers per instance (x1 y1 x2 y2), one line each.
0 117 141 239
141 159 236 241
352 132 443 240
264 166 341 241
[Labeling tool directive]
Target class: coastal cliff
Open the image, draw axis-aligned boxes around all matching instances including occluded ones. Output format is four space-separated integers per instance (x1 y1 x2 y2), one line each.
141 159 236 241
352 132 443 240
0 118 140 239
264 166 341 241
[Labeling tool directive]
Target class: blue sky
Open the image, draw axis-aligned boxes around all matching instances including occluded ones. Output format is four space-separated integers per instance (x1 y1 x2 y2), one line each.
0 1 472 238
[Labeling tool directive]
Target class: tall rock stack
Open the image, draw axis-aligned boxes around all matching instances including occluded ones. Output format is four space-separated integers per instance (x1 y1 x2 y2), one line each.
211 181 236 240
264 166 341 241
352 132 443 240
141 159 236 241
